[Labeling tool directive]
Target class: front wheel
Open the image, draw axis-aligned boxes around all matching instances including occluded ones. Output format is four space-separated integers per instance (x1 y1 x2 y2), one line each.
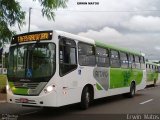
80 87 91 110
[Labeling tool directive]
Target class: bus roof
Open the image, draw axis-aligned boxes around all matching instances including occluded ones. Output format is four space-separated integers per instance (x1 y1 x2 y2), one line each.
56 31 144 56
95 41 144 56
55 30 95 45
146 62 160 66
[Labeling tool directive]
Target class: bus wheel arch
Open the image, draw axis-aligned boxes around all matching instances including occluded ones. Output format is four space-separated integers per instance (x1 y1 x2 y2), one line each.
80 84 94 110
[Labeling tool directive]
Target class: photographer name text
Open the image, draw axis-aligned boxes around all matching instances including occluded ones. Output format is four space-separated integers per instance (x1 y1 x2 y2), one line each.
77 2 99 5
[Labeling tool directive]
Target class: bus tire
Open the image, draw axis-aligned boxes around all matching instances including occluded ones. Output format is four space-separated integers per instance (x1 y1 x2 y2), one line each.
153 79 156 87
80 87 91 110
128 82 136 98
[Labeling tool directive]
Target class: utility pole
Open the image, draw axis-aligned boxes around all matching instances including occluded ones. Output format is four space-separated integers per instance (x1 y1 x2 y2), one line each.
28 7 32 32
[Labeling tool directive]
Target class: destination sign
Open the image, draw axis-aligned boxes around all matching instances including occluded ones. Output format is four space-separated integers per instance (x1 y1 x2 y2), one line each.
11 31 53 44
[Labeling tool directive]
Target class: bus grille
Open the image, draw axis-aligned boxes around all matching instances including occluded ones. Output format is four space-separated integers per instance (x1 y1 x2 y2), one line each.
13 82 39 89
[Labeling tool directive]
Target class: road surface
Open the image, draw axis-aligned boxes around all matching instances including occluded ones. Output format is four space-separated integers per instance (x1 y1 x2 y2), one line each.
0 85 160 120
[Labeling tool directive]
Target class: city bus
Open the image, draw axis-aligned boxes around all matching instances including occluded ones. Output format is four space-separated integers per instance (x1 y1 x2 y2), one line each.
6 30 146 109
146 62 160 86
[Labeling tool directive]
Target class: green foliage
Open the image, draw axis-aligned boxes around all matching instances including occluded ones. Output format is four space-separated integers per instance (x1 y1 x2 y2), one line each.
35 0 68 20
0 0 25 26
0 0 25 47
0 21 16 47
0 0 68 46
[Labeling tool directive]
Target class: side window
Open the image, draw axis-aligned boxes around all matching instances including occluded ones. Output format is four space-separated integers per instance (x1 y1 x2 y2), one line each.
151 65 153 71
110 50 120 68
156 66 158 72
156 66 159 72
153 65 155 71
96 47 109 67
146 64 149 71
129 54 135 68
78 42 96 66
149 65 151 70
155 66 157 71
120 52 129 68
135 56 140 69
158 66 160 72
59 38 77 76
140 56 145 69
148 64 151 71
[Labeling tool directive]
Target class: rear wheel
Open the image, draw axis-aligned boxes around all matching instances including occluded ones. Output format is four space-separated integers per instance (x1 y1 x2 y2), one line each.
80 87 91 110
128 82 136 98
153 79 156 87
124 82 136 98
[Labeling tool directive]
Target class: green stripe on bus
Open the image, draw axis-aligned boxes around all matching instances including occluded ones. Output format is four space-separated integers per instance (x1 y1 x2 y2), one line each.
95 41 142 56
110 68 143 89
96 83 103 90
9 82 28 95
147 72 158 81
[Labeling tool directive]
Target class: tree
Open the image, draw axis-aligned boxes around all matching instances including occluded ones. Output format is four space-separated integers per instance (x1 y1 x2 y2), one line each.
0 0 68 47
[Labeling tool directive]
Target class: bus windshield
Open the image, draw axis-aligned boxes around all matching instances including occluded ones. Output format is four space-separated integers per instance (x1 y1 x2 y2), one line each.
8 43 56 81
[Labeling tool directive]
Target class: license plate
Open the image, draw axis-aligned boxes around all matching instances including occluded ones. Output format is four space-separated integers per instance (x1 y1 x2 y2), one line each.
19 98 29 103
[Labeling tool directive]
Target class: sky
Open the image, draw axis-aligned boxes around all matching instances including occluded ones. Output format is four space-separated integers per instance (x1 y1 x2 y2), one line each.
12 0 160 60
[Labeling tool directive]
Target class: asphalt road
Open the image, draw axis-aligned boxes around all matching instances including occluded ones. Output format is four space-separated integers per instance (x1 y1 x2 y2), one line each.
1 86 160 120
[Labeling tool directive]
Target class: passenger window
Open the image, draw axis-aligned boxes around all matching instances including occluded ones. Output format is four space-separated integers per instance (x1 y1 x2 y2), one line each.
140 56 145 69
129 54 135 68
156 66 158 72
135 56 141 69
120 52 129 68
78 42 96 66
59 37 77 76
151 65 153 71
153 65 155 71
110 50 120 68
146 64 149 71
96 47 109 67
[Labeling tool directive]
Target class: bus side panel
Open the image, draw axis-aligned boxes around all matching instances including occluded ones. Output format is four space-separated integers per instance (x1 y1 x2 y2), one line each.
94 86 130 99
146 70 158 85
94 68 145 99
109 68 143 89
56 67 96 107
136 70 146 90
157 73 160 84
147 71 154 81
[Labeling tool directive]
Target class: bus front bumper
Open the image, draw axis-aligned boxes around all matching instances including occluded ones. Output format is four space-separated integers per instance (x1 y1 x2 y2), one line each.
7 90 58 107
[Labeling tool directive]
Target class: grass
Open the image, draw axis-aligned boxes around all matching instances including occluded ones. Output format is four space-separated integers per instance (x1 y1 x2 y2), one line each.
0 75 7 93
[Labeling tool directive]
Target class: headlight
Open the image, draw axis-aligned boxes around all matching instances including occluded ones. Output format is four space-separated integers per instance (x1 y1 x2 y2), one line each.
47 86 54 92
44 85 55 93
